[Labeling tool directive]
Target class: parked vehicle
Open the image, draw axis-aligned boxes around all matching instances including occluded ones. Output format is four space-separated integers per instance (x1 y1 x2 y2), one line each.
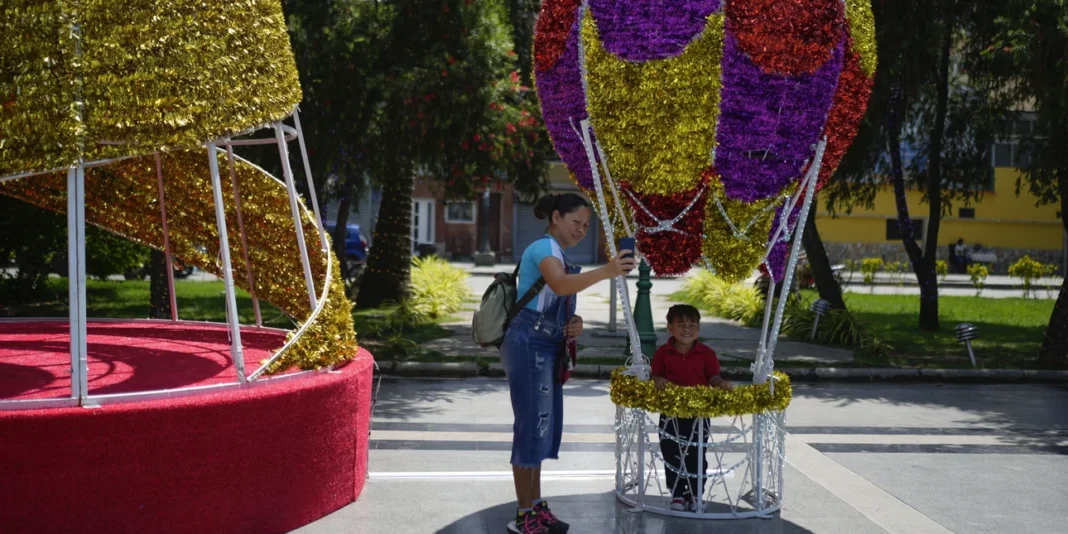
324 222 369 281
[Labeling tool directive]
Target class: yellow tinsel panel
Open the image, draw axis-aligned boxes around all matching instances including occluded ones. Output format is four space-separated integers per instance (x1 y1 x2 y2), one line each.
610 369 792 419
845 0 878 77
582 14 724 196
701 179 780 283
1 0 302 178
0 149 357 373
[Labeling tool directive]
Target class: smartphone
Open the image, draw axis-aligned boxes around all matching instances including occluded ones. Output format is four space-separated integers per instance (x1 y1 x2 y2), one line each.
618 237 636 259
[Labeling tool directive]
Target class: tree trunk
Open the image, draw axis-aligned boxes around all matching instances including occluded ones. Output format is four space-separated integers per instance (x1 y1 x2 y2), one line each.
356 168 414 309
915 2 954 331
148 249 172 319
801 210 846 310
1037 118 1068 369
332 169 362 280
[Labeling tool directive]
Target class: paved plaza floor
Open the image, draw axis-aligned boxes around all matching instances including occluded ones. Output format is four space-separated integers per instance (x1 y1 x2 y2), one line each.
296 378 1068 533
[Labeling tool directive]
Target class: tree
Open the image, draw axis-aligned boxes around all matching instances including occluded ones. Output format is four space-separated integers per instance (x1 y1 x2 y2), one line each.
973 0 1068 368
801 212 846 310
825 0 1010 331
278 1 550 309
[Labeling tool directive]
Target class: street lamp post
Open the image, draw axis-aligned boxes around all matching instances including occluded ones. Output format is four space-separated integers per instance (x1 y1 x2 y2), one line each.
473 190 495 266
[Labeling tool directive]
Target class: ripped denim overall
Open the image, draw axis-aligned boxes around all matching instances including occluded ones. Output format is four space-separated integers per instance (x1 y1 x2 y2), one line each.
501 262 580 468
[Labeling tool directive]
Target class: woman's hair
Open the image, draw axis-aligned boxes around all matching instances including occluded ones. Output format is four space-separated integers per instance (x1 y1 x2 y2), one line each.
533 193 591 221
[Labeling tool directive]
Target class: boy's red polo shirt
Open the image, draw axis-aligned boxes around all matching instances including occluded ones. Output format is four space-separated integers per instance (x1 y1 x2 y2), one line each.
651 338 721 387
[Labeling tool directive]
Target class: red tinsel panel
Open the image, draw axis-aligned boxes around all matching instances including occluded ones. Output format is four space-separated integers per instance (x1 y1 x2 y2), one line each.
623 178 708 276
534 0 583 72
725 0 845 76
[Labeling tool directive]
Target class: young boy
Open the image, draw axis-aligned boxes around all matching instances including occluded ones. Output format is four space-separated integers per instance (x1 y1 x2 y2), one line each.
651 304 732 511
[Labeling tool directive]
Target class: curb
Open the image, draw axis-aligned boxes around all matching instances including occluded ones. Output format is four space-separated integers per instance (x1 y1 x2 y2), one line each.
375 362 1068 384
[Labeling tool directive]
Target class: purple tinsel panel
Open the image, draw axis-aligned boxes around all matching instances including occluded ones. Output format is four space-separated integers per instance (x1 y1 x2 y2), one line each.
765 202 801 282
535 17 595 190
588 0 722 62
714 33 843 203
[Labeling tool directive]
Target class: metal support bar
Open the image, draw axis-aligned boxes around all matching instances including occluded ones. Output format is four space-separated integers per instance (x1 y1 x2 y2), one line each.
275 123 318 310
155 153 179 322
207 143 247 383
609 277 618 333
225 142 262 327
67 165 89 403
292 110 328 252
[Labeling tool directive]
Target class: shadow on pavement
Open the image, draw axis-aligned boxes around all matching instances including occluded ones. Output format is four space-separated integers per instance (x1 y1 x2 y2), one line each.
435 492 815 534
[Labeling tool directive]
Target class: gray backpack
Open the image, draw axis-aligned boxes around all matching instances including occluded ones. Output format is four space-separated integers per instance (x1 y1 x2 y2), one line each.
472 263 545 348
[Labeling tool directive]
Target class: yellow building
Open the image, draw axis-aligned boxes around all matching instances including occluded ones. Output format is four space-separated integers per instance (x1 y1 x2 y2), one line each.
816 165 1064 273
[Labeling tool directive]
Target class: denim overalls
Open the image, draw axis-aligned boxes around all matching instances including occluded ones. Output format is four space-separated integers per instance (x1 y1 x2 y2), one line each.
501 248 580 468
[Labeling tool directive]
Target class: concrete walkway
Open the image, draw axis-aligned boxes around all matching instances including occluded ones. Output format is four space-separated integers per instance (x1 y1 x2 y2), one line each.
424 267 853 364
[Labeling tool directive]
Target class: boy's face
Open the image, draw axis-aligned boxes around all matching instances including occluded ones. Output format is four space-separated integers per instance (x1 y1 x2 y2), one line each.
668 317 700 346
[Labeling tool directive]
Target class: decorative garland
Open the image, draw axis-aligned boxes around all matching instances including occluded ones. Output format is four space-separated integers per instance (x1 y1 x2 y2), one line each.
611 368 792 419
530 0 878 279
0 149 357 373
1 0 301 178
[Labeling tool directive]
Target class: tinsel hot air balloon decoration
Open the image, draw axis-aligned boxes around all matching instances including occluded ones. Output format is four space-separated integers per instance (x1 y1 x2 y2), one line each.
533 0 876 281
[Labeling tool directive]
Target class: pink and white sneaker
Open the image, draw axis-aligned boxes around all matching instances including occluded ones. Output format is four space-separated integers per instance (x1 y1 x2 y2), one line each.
507 510 548 534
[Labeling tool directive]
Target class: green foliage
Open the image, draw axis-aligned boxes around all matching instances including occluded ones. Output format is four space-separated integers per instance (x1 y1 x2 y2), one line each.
679 270 764 326
0 196 66 299
843 258 859 284
779 295 892 357
968 263 989 296
409 256 471 318
861 258 883 287
935 259 948 281
1008 255 1056 298
85 227 150 281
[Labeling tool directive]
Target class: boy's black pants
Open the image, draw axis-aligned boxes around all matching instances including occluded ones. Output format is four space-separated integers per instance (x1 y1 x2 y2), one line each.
659 415 709 499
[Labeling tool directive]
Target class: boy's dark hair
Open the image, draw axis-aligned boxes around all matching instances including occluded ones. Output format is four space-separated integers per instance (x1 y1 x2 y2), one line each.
666 304 700 324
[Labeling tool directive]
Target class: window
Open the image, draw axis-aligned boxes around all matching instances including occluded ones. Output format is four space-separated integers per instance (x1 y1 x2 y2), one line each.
959 208 975 219
886 218 925 241
445 201 476 224
991 116 1038 171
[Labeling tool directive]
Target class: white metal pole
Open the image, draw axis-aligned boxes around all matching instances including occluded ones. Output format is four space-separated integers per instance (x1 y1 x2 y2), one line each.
292 110 328 252
696 417 705 514
67 166 89 402
275 123 318 310
225 142 262 327
155 153 179 322
636 410 646 509
207 143 247 383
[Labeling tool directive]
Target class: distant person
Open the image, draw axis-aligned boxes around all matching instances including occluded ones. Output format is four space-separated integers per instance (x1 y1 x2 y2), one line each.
651 304 732 512
501 192 636 534
950 238 969 273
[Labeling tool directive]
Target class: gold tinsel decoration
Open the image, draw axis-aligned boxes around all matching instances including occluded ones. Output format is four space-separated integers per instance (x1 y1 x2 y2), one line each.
701 177 783 283
610 369 792 419
582 14 724 196
0 149 357 373
1 0 302 178
845 0 878 77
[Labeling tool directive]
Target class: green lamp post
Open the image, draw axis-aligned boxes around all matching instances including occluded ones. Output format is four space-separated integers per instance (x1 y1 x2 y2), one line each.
629 259 658 359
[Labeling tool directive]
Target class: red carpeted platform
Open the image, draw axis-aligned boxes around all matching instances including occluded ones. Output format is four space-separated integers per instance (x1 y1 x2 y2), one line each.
0 320 374 533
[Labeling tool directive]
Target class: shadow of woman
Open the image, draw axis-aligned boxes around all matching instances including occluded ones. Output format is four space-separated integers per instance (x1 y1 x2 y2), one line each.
434 491 815 534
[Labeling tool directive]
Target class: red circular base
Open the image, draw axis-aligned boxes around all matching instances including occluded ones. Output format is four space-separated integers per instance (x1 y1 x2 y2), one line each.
0 321 374 534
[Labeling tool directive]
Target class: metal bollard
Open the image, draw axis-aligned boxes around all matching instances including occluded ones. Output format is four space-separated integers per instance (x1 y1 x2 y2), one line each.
809 299 831 340
955 323 980 367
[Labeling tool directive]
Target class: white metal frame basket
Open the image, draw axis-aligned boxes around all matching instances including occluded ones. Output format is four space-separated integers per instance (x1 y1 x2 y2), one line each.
574 109 825 518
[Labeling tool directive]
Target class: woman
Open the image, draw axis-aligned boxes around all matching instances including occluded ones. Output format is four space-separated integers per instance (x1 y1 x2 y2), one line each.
502 192 636 534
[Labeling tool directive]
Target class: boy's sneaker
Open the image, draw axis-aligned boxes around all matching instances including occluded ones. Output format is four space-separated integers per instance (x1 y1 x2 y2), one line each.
507 511 548 534
534 501 569 533
669 498 687 511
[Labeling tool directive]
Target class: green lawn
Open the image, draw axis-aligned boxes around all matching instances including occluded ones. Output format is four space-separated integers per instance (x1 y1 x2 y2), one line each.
670 287 1053 368
2 278 293 327
2 280 458 354
835 291 1053 368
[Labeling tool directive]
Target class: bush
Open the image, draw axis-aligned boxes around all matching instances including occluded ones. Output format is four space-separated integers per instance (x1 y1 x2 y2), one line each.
1008 255 1055 298
861 258 883 289
85 227 150 281
935 260 948 282
779 295 892 357
968 263 989 296
409 256 471 319
680 270 764 326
